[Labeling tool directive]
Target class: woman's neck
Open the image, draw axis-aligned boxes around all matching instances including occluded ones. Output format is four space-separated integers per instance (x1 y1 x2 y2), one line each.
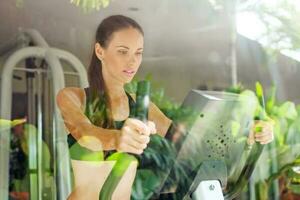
103 78 126 101
103 76 129 121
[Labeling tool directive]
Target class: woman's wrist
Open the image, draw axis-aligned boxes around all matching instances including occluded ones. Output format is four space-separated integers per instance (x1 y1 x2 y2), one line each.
94 127 120 151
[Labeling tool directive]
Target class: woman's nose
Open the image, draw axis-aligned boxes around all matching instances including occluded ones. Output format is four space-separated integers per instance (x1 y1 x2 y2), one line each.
128 54 137 65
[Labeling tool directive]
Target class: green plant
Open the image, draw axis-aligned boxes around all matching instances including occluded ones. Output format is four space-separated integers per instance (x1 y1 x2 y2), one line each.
1 119 54 199
69 0 112 12
0 118 26 130
244 85 300 199
225 82 300 199
227 81 300 198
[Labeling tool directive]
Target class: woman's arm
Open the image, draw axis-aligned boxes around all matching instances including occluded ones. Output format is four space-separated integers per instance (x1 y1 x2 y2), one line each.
56 87 119 151
127 93 172 137
148 102 172 137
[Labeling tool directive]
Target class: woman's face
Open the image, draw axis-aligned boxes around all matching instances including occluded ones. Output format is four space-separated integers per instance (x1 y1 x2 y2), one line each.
97 27 144 85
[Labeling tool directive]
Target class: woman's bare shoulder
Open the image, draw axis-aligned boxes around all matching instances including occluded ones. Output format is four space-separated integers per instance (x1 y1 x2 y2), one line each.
149 101 165 116
57 87 86 107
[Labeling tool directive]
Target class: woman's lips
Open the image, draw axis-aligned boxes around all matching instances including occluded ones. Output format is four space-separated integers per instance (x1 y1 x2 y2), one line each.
123 70 135 76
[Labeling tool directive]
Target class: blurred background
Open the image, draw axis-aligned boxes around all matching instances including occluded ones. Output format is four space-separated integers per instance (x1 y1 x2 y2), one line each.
1 0 300 200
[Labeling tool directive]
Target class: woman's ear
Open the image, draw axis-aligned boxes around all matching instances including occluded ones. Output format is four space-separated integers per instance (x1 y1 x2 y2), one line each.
95 43 104 61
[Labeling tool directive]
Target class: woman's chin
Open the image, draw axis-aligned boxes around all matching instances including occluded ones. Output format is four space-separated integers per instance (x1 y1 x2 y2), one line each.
124 77 134 84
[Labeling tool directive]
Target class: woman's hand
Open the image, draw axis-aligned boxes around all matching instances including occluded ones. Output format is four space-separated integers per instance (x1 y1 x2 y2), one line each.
247 120 274 145
116 118 157 154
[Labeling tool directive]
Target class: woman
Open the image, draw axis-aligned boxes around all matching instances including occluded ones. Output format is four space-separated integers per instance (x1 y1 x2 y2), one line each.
56 15 273 200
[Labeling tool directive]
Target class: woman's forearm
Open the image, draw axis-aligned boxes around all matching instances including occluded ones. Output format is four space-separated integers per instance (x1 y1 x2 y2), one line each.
75 122 120 151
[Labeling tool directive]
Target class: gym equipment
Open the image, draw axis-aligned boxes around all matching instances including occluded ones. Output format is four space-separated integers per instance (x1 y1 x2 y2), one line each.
0 29 88 200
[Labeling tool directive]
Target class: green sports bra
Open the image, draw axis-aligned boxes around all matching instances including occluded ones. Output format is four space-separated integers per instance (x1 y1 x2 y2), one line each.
67 88 136 161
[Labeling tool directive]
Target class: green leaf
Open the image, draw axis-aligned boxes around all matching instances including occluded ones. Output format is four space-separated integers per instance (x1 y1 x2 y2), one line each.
297 105 300 115
70 0 112 12
225 83 244 94
254 82 270 121
0 118 26 132
277 101 298 120
255 82 264 106
266 86 276 113
131 170 160 200
273 118 288 146
286 119 300 145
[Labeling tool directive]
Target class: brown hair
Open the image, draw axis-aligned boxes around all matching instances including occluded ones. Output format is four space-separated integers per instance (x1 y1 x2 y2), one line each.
87 15 144 127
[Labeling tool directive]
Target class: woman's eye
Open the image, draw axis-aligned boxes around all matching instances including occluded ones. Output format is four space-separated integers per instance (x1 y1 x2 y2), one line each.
118 50 128 55
136 52 143 56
